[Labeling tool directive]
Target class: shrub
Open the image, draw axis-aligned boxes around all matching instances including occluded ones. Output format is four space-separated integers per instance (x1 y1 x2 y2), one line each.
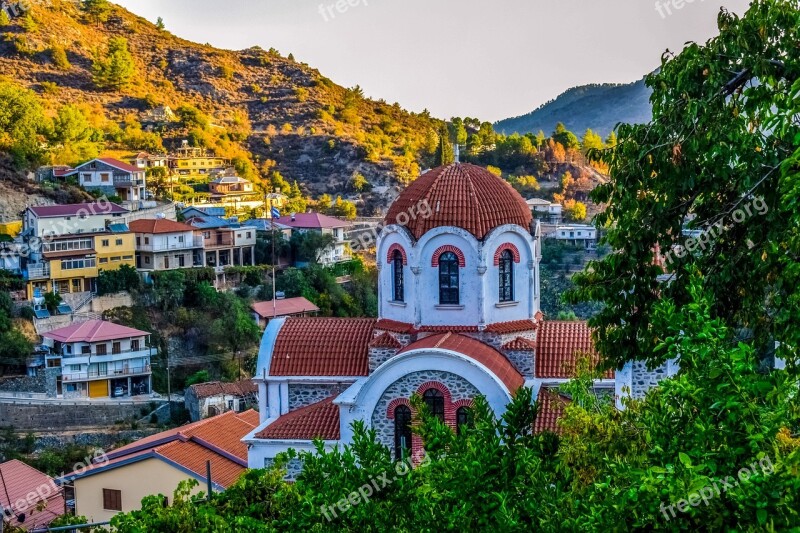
50 45 71 70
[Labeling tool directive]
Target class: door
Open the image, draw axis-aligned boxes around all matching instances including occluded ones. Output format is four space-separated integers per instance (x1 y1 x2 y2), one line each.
89 379 108 398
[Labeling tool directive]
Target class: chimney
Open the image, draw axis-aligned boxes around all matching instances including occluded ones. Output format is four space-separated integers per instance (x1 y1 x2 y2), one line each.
454 143 460 163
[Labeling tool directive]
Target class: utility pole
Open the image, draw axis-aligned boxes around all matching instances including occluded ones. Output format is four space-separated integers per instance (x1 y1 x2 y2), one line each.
166 354 172 420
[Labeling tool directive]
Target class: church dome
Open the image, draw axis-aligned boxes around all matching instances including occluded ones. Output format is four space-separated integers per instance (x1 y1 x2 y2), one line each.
385 163 532 241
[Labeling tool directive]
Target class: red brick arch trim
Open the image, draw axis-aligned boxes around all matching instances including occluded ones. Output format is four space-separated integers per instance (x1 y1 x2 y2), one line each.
386 398 412 419
493 243 521 266
452 399 474 410
386 243 408 265
431 245 466 267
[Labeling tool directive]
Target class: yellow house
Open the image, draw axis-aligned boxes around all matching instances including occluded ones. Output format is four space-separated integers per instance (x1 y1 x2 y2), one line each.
171 142 228 182
59 410 258 522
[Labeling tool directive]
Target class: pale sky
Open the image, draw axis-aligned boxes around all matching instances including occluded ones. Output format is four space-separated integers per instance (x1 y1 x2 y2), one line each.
115 0 752 122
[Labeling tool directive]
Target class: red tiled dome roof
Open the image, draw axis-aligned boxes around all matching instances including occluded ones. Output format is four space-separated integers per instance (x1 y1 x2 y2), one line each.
385 163 533 241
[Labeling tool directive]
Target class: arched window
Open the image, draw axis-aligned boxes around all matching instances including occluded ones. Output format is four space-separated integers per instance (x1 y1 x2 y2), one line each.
438 252 460 305
456 406 471 435
498 249 514 302
394 405 412 460
423 388 445 420
392 249 404 302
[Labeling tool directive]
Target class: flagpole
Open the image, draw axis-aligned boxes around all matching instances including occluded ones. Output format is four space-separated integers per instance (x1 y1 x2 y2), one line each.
271 196 277 318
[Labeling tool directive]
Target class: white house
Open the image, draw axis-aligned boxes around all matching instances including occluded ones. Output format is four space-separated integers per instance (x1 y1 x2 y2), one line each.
128 218 204 272
526 198 563 224
63 158 147 208
41 320 155 399
554 224 598 249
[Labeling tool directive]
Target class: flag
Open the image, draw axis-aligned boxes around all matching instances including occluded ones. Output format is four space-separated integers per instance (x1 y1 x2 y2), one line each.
271 206 281 219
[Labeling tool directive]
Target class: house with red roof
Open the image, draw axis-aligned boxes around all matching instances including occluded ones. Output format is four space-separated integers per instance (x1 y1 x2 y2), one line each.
250 296 320 329
244 163 659 475
0 459 65 531
41 319 156 399
184 380 258 421
128 218 204 272
59 410 258 523
63 158 147 207
272 212 351 266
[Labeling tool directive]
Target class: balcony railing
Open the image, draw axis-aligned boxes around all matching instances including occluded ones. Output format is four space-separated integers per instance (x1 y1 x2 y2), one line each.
114 177 145 186
62 364 152 382
25 264 51 279
59 347 157 359
138 237 204 252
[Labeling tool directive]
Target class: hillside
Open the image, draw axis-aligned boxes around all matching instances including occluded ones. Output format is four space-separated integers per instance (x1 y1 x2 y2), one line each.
494 77 653 138
0 0 444 211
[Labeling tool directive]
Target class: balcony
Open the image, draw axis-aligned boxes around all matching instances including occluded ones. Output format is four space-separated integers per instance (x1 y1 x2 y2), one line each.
60 347 157 361
113 176 145 187
138 237 204 252
25 264 51 279
62 364 152 382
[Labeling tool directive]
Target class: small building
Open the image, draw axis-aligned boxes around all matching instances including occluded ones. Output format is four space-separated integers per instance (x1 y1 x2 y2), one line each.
251 296 320 329
526 198 563 224
184 380 258 421
60 410 259 522
0 459 65 531
41 320 155 399
63 158 147 208
553 224 598 249
181 208 257 270
170 141 229 181
209 171 255 199
130 152 170 170
129 218 203 272
272 212 352 266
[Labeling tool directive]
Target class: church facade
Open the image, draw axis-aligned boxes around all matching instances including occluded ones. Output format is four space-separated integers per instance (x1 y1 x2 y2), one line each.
245 163 672 472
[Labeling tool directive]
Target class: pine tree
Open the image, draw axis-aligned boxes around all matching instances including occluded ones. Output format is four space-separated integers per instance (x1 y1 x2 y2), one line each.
82 0 111 24
434 123 454 166
605 131 617 148
156 17 165 30
93 37 135 91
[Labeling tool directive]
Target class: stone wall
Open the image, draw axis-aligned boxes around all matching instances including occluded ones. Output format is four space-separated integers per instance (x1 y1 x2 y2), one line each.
264 457 304 480
288 383 343 411
33 429 159 453
0 400 167 431
630 361 669 399
0 373 46 394
369 347 399 373
504 350 534 377
91 292 133 314
370 370 480 451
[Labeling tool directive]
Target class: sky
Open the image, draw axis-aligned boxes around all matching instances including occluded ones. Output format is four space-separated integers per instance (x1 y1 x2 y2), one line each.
114 0 752 122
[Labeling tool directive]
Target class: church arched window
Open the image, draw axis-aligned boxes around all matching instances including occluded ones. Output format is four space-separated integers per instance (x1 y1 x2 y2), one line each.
423 388 445 420
392 249 404 302
498 249 514 302
456 406 471 435
438 252 460 305
394 405 412 460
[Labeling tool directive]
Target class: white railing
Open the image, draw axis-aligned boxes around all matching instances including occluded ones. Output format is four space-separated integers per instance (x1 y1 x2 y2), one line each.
138 237 203 252
26 264 50 278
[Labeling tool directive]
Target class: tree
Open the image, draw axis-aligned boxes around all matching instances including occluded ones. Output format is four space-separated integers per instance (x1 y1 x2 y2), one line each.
155 16 165 30
0 81 47 167
349 172 370 193
93 37 135 91
146 166 170 200
581 128 604 153
569 0 800 370
317 193 332 212
50 45 71 70
434 123 454 166
290 231 336 264
175 105 210 130
553 122 580 150
210 293 260 357
153 270 185 311
81 0 111 24
43 291 62 313
563 199 587 222
605 131 617 148
331 196 357 220
0 10 10 27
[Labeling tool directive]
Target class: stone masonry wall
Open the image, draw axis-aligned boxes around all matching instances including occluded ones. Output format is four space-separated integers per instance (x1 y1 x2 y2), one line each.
0 401 166 431
0 373 46 394
264 457 304 480
288 383 343 411
504 350 534 377
370 370 480 451
631 361 669 399
369 347 399 373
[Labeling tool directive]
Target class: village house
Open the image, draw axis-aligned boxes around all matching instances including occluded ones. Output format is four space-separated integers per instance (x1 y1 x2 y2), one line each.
243 163 674 475
251 296 320 329
21 203 135 301
526 198 563 224
62 158 148 208
184 380 259 421
41 319 155 399
130 152 170 171
59 410 259 522
272 212 352 266
181 208 257 270
128 218 204 273
552 223 598 249
0 459 65 531
170 141 229 182
209 171 255 199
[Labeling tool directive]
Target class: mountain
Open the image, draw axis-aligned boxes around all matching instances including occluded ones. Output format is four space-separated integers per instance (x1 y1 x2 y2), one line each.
494 78 653 138
0 0 444 210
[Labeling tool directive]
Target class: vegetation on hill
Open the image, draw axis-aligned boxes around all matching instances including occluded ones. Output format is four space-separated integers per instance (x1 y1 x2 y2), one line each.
495 77 653 138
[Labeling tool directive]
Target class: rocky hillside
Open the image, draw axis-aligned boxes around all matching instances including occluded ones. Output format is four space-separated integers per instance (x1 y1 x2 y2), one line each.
0 0 443 205
494 77 653 138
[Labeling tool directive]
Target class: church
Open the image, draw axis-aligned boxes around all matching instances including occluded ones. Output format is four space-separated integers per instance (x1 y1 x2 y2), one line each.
244 163 675 473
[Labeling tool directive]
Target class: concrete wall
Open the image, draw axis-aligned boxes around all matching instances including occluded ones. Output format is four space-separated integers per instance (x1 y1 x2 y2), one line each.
91 292 133 314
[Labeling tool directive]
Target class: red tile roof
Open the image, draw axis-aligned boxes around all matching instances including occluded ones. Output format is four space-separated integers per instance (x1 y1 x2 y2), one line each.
97 157 143 173
256 397 340 440
187 380 258 400
28 202 128 218
534 388 571 434
399 333 525 392
251 297 320 319
535 321 613 379
0 459 65 530
375 319 417 334
42 319 150 343
385 163 533 241
273 213 350 229
485 319 538 334
129 218 197 234
62 410 258 489
369 331 402 349
269 318 377 376
501 337 537 351
418 324 480 333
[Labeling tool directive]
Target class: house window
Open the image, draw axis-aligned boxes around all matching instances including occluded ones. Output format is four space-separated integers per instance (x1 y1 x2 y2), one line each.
423 388 445 421
178 235 184 243
69 364 81 372
144 256 151 264
101 173 110 183
96 344 107 356
136 237 141 245
438 252 459 305
99 258 108 264
102 488 122 511
177 255 185 267
144 237 150 245
227 399 234 410
131 339 140 351
392 250 404 302
81 346 90 355
394 405 412 460
498 250 514 302
112 342 121 355
102 239 109 247
456 406 472 435
116 239 123 246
